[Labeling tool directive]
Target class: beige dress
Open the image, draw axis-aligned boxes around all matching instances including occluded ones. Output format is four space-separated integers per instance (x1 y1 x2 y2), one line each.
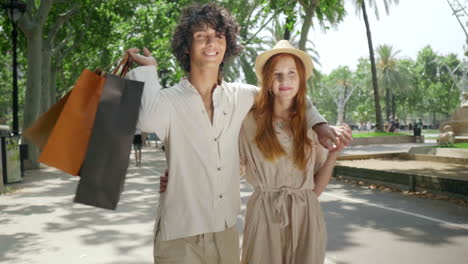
239 112 328 264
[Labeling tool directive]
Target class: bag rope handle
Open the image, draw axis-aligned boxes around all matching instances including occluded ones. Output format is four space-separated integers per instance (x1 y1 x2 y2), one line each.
97 53 133 78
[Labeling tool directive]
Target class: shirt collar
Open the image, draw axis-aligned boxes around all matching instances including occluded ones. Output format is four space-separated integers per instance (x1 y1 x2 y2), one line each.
179 78 225 95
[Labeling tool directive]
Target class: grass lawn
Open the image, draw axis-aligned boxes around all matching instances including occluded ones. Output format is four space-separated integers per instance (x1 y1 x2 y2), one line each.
352 132 407 138
399 129 440 135
436 143 468 149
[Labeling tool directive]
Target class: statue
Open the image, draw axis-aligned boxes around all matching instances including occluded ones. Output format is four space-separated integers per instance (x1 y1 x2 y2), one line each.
462 92 468 108
438 125 455 145
439 61 468 136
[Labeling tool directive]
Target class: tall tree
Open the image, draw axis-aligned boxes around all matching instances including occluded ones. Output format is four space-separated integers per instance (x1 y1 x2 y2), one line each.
352 0 399 131
376 44 412 120
17 0 67 167
8 0 199 167
324 66 358 124
348 58 375 125
220 0 277 84
411 46 461 125
223 0 346 84
297 0 345 51
262 16 320 65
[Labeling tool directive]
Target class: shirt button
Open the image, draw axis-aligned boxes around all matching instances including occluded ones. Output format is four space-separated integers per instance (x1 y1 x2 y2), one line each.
219 194 223 198
217 167 221 171
214 138 218 142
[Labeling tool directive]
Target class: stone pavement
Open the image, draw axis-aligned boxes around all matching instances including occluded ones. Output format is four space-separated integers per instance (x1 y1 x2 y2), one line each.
0 148 167 264
0 141 453 263
341 142 437 155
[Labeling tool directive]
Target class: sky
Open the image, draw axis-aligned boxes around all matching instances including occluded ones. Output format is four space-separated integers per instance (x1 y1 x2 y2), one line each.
310 0 466 74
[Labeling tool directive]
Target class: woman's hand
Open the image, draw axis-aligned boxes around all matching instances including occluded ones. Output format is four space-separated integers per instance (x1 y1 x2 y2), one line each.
126 47 158 66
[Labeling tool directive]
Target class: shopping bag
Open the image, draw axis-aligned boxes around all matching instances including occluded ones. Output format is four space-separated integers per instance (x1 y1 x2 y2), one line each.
24 55 131 176
74 73 144 210
37 70 106 175
23 92 71 150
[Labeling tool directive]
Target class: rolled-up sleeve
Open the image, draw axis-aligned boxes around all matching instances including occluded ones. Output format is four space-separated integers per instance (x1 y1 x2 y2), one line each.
126 66 170 141
306 97 326 128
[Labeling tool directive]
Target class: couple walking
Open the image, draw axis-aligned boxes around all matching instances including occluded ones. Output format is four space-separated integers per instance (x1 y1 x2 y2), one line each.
126 3 352 264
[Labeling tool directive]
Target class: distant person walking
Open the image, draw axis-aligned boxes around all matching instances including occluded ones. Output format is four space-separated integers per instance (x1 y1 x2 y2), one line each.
413 119 423 136
133 128 143 166
394 118 400 133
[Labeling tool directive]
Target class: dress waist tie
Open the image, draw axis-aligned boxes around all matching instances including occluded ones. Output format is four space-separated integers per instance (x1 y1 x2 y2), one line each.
254 186 314 256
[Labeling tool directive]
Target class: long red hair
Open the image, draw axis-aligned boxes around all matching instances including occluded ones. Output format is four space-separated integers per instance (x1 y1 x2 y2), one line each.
253 53 312 170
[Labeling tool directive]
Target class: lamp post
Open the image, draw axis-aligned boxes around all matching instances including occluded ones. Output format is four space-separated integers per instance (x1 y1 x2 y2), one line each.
2 0 26 136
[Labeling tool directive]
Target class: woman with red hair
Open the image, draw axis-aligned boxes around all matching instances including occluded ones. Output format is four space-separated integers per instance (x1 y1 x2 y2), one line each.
239 40 348 264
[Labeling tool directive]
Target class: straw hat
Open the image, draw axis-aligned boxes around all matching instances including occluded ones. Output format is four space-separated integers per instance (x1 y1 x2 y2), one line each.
255 40 314 82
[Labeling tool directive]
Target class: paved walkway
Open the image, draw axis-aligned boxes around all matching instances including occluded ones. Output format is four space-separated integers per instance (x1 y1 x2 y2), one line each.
0 142 462 263
0 148 166 264
341 142 437 155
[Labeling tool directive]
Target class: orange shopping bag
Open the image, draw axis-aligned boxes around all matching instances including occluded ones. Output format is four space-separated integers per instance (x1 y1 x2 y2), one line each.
23 92 71 150
25 56 132 176
37 69 106 175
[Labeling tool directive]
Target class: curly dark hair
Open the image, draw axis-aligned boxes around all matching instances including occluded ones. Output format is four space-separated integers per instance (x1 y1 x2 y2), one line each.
171 3 243 74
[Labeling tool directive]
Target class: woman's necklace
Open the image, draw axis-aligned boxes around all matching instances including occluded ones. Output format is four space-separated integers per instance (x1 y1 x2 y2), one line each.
274 120 286 130
273 115 290 131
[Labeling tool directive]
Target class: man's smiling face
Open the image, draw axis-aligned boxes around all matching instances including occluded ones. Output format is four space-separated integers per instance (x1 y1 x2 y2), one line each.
189 24 227 71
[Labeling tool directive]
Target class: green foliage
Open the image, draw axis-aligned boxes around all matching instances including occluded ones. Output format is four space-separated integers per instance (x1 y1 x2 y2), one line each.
0 13 27 127
376 44 412 120
347 58 375 123
315 0 346 29
352 131 406 138
409 46 461 123
314 44 462 128
309 70 338 124
1 0 461 134
436 143 468 149
58 0 198 93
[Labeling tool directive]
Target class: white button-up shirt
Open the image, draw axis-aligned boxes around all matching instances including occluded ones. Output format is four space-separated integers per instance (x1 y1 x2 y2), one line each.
127 66 325 241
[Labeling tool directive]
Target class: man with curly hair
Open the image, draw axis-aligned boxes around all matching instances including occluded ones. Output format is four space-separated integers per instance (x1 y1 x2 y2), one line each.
126 3 350 264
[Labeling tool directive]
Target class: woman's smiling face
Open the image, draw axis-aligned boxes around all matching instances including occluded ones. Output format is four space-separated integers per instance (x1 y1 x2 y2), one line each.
270 55 300 101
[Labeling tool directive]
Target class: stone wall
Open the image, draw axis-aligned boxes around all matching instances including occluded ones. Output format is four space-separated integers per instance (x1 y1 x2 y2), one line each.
334 166 468 198
351 135 423 146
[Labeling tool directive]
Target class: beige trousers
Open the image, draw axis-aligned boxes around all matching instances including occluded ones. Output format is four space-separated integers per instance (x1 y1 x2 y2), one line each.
153 225 240 264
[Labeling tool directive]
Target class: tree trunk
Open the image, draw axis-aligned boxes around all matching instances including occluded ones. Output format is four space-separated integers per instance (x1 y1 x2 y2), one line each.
385 87 391 120
50 66 58 103
336 90 345 125
283 16 293 40
41 41 52 113
22 29 43 169
298 7 314 51
392 93 396 120
297 0 319 51
361 0 384 131
337 105 345 125
18 0 54 169
343 85 349 123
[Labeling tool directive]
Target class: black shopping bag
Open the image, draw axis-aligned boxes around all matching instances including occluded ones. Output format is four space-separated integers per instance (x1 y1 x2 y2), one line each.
74 74 144 210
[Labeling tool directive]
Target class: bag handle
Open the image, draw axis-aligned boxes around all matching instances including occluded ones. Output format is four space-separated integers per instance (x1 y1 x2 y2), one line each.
111 55 133 78
97 54 133 78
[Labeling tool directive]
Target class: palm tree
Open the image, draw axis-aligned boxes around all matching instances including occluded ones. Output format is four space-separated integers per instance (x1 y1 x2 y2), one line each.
376 44 412 120
324 66 358 125
352 0 400 131
262 16 320 65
